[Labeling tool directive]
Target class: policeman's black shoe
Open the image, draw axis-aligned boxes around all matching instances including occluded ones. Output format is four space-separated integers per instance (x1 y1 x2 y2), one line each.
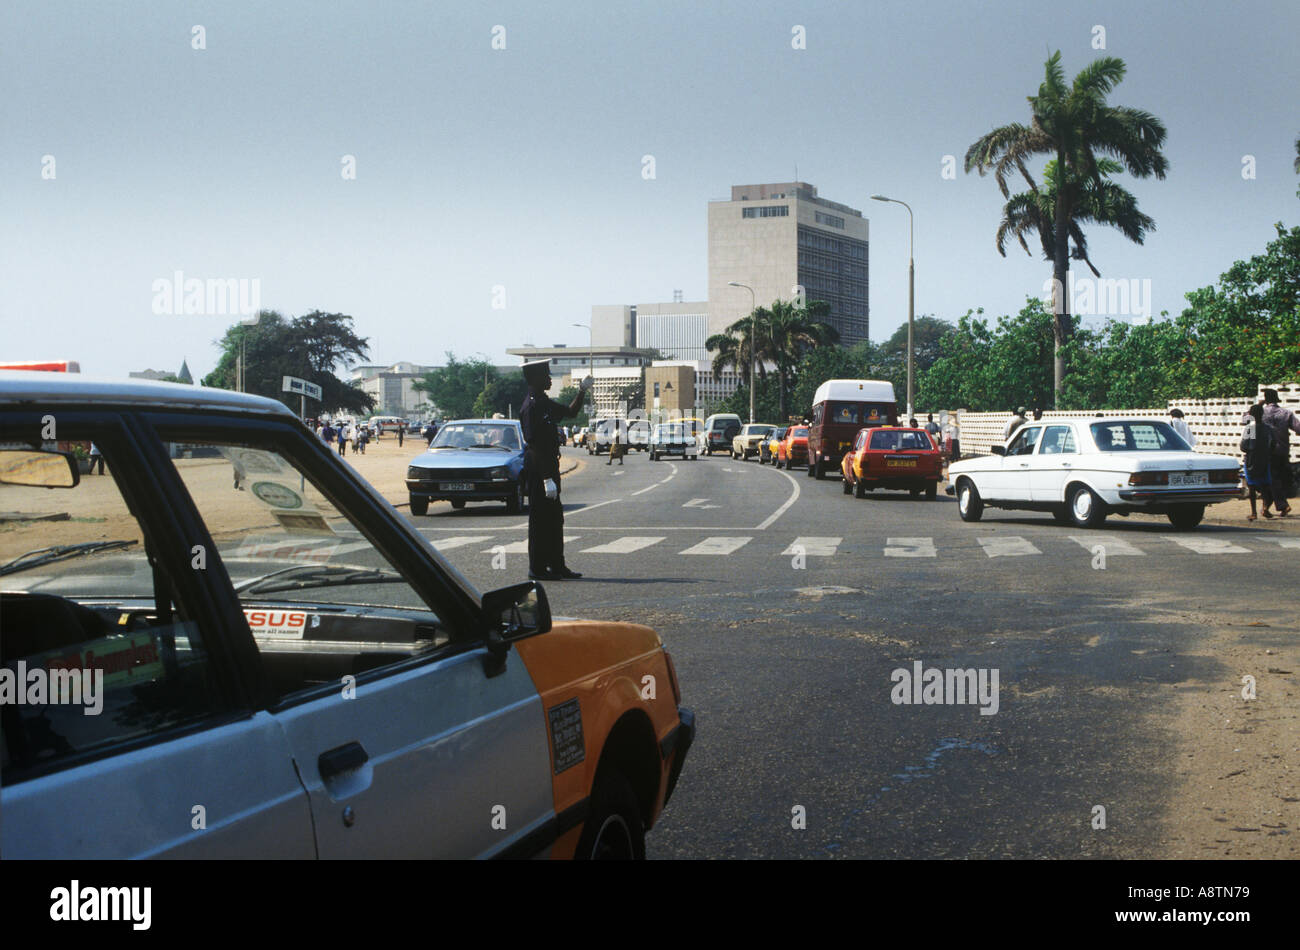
527 569 552 581
551 567 583 580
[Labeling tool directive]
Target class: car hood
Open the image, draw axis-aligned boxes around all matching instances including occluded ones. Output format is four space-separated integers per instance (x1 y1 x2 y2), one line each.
410 448 520 469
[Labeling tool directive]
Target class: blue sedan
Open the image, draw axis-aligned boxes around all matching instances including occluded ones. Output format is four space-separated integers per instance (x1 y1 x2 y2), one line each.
405 419 528 515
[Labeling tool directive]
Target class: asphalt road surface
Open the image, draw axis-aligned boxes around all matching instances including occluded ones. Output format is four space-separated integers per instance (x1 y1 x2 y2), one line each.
404 446 1300 859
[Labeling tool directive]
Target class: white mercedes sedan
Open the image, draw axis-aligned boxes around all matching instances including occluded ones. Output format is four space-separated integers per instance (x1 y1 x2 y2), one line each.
946 418 1241 530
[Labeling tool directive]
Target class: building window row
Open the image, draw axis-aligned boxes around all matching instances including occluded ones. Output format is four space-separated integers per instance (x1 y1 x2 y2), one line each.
799 250 868 280
797 226 868 260
742 205 790 218
815 211 845 229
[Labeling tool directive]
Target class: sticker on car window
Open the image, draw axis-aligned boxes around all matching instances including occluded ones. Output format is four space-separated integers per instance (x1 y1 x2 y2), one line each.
244 609 309 640
547 697 585 774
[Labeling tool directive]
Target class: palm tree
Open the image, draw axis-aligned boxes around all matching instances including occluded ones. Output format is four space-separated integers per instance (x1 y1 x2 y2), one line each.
761 299 840 418
997 157 1156 279
966 51 1169 401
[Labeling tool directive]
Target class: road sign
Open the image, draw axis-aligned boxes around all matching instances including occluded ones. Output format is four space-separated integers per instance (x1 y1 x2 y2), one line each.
282 376 322 402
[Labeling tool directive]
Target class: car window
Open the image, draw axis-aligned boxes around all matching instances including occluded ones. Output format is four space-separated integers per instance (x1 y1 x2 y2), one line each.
1039 425 1077 455
830 403 859 424
1006 426 1042 456
0 437 225 782
1090 421 1186 451
161 440 451 703
869 429 899 451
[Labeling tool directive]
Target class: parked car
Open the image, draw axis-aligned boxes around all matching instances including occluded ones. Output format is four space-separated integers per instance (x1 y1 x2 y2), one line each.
406 419 528 515
700 413 742 456
777 425 810 470
0 371 694 859
649 422 699 461
841 426 943 499
758 427 788 464
807 379 897 479
732 424 776 460
946 417 1240 530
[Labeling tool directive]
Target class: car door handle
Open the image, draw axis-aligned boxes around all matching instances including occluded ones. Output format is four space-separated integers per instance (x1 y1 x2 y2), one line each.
319 741 369 780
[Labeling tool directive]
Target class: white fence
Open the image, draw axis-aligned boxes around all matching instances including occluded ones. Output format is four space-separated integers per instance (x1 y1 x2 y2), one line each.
927 382 1300 461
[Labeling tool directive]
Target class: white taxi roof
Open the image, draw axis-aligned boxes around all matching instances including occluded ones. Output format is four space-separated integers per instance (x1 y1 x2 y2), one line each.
813 379 896 405
0 370 296 417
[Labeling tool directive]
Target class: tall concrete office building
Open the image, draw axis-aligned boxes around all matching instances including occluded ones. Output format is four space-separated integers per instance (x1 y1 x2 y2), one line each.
708 181 869 346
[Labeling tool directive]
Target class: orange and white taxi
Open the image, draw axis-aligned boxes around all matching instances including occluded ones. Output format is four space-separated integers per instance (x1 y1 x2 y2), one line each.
841 425 943 499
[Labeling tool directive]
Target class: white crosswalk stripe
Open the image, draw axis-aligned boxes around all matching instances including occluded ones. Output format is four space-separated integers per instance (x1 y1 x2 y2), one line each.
580 536 664 554
1272 538 1300 548
978 536 1041 557
782 537 841 557
1069 535 1145 556
680 536 752 555
484 536 578 554
425 536 493 552
884 537 936 558
1163 536 1250 554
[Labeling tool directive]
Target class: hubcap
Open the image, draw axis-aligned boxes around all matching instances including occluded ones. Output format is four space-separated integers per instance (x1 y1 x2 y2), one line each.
591 814 634 859
1074 491 1092 519
959 487 969 513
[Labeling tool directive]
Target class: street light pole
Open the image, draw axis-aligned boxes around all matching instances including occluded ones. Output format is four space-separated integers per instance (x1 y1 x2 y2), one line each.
572 322 592 413
871 194 915 419
728 281 758 423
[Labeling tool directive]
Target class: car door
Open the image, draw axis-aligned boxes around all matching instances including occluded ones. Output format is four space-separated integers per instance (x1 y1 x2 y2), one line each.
995 426 1042 500
1030 425 1079 503
0 408 315 859
152 418 555 858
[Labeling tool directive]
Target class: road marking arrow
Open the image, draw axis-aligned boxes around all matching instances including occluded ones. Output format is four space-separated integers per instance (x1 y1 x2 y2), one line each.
683 498 721 509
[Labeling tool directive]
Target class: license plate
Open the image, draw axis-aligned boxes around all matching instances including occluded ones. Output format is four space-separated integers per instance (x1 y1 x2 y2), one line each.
1168 472 1208 487
441 482 474 491
886 459 916 468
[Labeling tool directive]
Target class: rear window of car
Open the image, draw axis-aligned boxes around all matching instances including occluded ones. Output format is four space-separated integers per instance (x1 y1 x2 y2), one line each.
790 427 808 438
869 429 932 451
1090 421 1187 451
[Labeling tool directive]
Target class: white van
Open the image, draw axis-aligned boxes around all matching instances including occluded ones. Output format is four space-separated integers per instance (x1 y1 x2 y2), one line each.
700 413 742 456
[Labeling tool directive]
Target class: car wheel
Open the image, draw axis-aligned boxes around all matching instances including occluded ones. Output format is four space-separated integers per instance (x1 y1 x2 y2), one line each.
576 768 645 860
957 479 983 522
450 499 466 510
1167 503 1205 531
1068 485 1106 528
409 496 428 517
854 477 867 499
842 475 852 494
814 458 825 480
925 483 937 501
505 480 525 514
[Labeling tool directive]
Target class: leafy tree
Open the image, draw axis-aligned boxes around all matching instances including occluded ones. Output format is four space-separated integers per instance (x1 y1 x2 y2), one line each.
920 300 1058 412
474 371 529 419
1164 223 1300 396
554 386 589 427
204 309 376 415
413 354 495 420
966 51 1168 400
1058 318 1185 408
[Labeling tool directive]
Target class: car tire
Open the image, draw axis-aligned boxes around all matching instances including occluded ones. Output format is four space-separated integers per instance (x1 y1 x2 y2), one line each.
505 480 525 514
854 477 867 498
1167 503 1205 531
1068 484 1106 528
957 479 983 522
409 496 428 517
842 475 852 494
814 458 825 480
575 768 645 860
450 499 466 510
925 483 937 501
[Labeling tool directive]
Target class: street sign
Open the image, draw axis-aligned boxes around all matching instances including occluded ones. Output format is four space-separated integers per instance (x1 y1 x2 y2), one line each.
282 376 322 402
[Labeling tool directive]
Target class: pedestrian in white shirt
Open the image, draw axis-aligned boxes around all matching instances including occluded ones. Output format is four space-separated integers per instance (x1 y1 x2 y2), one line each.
1169 408 1197 447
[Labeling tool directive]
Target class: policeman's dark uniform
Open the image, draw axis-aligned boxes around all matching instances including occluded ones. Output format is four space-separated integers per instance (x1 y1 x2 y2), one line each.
519 374 579 578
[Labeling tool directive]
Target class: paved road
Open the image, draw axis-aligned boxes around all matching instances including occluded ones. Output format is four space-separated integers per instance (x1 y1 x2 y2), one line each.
404 446 1299 858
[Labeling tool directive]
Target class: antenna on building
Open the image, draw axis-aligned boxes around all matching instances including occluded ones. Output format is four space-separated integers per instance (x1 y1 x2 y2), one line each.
673 289 683 303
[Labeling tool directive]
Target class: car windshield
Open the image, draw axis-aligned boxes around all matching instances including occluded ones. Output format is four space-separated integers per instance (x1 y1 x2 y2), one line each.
790 427 808 438
430 424 519 450
1090 421 1189 451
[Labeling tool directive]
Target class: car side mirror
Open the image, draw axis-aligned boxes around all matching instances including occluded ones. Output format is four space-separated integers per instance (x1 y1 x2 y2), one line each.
990 444 1006 456
479 580 551 676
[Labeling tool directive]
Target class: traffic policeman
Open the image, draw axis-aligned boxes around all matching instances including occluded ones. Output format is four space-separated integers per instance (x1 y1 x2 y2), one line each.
520 359 591 580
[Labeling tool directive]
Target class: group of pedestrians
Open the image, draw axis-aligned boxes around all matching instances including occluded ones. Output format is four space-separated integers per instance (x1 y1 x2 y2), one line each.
1242 388 1299 520
318 420 366 456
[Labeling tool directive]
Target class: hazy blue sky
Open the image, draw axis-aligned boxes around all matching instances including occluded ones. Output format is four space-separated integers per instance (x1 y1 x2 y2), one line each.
3 0 1297 381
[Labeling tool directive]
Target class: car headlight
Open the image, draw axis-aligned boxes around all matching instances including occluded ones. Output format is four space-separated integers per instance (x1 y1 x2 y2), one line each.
486 466 508 479
406 465 427 480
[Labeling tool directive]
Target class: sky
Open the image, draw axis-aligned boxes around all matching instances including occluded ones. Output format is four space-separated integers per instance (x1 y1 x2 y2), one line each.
3 0 1298 382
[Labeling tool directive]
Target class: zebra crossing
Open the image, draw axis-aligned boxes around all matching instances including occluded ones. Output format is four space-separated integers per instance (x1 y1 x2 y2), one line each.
404 530 1300 561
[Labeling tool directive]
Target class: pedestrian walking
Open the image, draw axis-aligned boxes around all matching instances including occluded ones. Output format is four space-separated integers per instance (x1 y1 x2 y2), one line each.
1003 407 1028 441
397 422 404 447
1241 403 1275 520
338 422 351 456
88 442 105 475
520 358 591 580
1169 408 1197 447
1241 389 1299 515
944 416 962 463
924 413 942 450
356 425 369 454
607 427 626 465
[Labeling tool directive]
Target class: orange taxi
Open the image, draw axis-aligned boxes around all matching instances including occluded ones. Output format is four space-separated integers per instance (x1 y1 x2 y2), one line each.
841 425 943 499
776 425 809 470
